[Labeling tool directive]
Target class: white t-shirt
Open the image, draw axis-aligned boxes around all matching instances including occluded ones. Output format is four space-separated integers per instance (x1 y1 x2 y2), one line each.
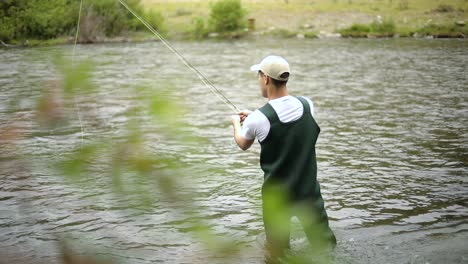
240 95 315 142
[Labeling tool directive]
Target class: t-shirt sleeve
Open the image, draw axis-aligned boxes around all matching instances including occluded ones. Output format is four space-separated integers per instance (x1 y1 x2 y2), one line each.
239 110 270 141
240 114 257 140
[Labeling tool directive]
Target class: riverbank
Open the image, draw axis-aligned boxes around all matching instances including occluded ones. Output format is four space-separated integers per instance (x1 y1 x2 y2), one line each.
1 0 467 48
142 0 467 39
0 32 157 48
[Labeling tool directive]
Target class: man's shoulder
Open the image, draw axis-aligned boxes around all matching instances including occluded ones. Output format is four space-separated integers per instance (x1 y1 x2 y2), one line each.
286 95 315 117
258 102 272 112
246 109 268 124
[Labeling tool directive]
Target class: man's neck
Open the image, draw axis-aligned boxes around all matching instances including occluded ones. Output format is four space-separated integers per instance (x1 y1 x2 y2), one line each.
267 86 288 101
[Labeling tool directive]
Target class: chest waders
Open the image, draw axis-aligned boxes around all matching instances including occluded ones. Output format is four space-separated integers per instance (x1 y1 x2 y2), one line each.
258 97 336 260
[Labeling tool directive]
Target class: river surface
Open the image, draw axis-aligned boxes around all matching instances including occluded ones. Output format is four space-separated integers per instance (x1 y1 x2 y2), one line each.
0 38 467 263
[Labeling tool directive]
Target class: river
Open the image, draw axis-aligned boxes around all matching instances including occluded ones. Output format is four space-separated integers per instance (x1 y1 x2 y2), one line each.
0 38 467 263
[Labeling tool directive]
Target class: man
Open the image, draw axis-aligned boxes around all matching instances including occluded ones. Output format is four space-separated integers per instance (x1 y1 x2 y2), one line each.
230 55 336 262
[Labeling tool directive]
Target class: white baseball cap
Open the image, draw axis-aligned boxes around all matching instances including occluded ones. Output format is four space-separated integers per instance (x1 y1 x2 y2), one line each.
250 55 290 81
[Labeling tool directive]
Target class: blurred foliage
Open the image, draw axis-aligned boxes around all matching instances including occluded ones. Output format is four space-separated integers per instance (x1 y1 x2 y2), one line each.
55 57 96 95
32 55 244 262
0 0 165 43
0 53 338 263
48 55 187 205
208 0 246 33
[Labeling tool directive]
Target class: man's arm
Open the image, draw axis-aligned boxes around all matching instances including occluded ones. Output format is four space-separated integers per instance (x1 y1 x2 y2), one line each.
231 114 254 151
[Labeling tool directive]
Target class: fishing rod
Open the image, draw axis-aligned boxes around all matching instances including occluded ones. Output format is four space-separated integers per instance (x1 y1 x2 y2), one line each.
118 0 241 113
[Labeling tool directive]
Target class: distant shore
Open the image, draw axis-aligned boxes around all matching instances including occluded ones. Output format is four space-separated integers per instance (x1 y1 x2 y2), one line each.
1 0 467 48
142 0 467 39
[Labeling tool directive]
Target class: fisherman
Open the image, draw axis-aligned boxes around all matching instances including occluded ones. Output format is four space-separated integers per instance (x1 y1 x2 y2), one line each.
230 55 336 263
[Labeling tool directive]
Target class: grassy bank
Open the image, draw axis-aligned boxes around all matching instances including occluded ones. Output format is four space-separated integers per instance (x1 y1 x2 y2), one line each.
1 32 162 49
2 0 466 47
142 0 467 38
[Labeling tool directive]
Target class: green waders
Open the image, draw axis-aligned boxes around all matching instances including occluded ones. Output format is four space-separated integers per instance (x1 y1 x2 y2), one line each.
258 97 336 261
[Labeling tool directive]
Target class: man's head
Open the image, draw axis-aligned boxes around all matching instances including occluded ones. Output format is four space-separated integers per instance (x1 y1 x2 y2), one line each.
250 55 290 98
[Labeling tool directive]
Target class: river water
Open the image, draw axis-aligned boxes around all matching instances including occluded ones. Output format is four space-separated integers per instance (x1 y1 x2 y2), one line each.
0 38 467 263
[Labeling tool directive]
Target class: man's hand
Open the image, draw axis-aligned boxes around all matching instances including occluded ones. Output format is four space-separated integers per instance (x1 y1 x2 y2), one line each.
238 110 252 124
231 114 241 126
230 111 254 151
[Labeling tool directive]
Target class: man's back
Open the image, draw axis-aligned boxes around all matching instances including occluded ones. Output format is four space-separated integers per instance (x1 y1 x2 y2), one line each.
240 95 314 143
257 96 320 201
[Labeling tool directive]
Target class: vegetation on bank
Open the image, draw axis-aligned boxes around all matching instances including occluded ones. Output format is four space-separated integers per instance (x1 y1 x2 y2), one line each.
0 0 164 46
338 18 397 38
339 20 467 38
338 3 467 38
190 0 247 39
1 0 467 46
414 23 468 38
145 0 467 40
0 0 77 42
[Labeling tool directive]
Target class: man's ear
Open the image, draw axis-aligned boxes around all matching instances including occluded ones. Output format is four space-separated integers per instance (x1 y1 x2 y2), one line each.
264 75 270 85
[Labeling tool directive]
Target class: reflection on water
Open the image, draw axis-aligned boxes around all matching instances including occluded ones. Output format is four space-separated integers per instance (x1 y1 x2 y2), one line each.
1 38 467 263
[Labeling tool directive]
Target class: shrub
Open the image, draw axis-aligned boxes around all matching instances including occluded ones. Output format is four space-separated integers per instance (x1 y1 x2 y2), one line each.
209 0 246 33
78 5 105 43
86 0 136 36
81 0 165 38
142 9 166 35
0 14 15 41
0 0 78 41
191 17 208 39
0 0 165 42
23 0 77 39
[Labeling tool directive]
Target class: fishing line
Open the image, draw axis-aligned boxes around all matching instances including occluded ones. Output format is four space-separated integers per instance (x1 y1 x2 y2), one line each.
72 0 85 147
72 0 83 61
118 0 241 113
